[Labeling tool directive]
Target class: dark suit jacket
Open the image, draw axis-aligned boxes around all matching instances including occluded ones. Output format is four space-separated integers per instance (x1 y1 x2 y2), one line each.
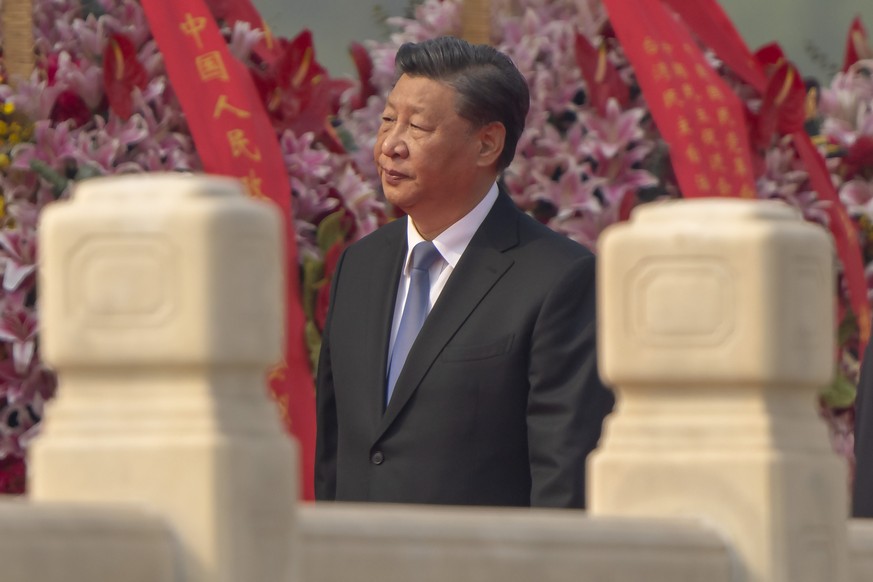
854 338 873 516
314 191 614 507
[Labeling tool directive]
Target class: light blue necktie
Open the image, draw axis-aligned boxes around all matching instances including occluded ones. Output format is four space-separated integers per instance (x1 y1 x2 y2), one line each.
386 241 441 403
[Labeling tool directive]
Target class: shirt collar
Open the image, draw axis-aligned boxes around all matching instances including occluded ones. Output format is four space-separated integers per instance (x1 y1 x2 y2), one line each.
405 182 499 273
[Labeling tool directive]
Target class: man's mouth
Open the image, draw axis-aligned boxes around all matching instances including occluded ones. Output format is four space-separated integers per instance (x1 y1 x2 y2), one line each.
382 168 409 184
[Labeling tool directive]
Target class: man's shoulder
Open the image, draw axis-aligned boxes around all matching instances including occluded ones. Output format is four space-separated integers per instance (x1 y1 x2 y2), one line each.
345 216 406 256
513 210 594 262
486 191 593 261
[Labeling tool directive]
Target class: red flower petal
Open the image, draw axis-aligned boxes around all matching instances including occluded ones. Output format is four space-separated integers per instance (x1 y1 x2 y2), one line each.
348 41 376 110
50 90 91 127
0 455 25 495
845 135 873 179
574 33 629 115
103 34 148 119
750 44 806 147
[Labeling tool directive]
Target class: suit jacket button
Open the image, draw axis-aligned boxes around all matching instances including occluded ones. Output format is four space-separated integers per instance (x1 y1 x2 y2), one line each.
371 451 384 465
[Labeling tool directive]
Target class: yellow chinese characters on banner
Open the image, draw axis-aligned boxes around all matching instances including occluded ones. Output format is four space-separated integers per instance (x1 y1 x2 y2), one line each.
241 169 269 201
178 11 272 202
180 13 207 49
214 95 253 119
606 0 872 356
640 34 756 199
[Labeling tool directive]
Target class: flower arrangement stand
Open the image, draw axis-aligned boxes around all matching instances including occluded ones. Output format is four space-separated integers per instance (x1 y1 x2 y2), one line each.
2 0 34 82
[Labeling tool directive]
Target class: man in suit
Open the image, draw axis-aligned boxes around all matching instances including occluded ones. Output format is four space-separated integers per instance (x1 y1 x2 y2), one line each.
854 338 873 516
314 36 614 508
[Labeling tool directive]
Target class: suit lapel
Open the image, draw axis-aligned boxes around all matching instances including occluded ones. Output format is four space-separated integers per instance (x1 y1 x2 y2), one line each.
376 192 520 438
363 219 407 425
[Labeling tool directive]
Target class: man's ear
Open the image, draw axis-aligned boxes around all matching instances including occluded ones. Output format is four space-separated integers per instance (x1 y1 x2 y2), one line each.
475 122 506 168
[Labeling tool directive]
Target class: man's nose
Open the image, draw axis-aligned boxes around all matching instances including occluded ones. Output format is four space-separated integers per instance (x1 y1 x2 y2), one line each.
381 127 409 157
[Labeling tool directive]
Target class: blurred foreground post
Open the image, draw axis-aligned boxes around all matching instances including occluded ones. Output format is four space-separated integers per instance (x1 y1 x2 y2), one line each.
593 199 847 582
32 174 298 582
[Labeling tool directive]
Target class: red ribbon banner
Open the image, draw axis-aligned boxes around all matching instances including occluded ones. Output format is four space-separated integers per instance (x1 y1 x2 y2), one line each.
604 0 870 356
663 0 871 354
140 0 317 499
843 16 872 73
603 0 759 201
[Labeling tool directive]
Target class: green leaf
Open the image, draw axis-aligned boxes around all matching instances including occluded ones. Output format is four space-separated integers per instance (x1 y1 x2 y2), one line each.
29 160 69 198
75 164 104 181
821 372 857 409
316 209 348 252
837 309 858 346
305 320 322 373
301 258 325 321
333 124 359 154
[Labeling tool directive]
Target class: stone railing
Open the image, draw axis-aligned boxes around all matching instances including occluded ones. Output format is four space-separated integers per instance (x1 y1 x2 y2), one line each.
0 174 869 582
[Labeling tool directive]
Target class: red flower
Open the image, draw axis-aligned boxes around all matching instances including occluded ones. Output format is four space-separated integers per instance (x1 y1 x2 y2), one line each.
45 53 62 85
844 135 873 180
251 30 351 152
0 455 25 495
843 16 873 72
574 32 629 115
50 90 91 127
750 44 806 149
347 41 377 111
103 34 148 119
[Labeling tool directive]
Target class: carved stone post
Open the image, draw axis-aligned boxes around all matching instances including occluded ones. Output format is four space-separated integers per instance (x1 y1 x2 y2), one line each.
591 199 848 582
32 174 298 582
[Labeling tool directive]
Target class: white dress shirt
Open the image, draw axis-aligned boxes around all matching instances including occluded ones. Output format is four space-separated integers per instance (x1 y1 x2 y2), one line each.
388 183 499 358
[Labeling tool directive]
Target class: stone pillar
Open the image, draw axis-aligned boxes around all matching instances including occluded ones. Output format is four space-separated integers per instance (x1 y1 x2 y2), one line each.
32 174 298 582
591 199 848 582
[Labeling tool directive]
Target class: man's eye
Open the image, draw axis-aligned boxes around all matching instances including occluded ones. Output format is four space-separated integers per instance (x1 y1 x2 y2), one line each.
381 116 395 123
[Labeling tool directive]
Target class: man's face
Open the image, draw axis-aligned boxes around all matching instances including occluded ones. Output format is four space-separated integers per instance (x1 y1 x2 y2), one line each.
374 74 483 222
